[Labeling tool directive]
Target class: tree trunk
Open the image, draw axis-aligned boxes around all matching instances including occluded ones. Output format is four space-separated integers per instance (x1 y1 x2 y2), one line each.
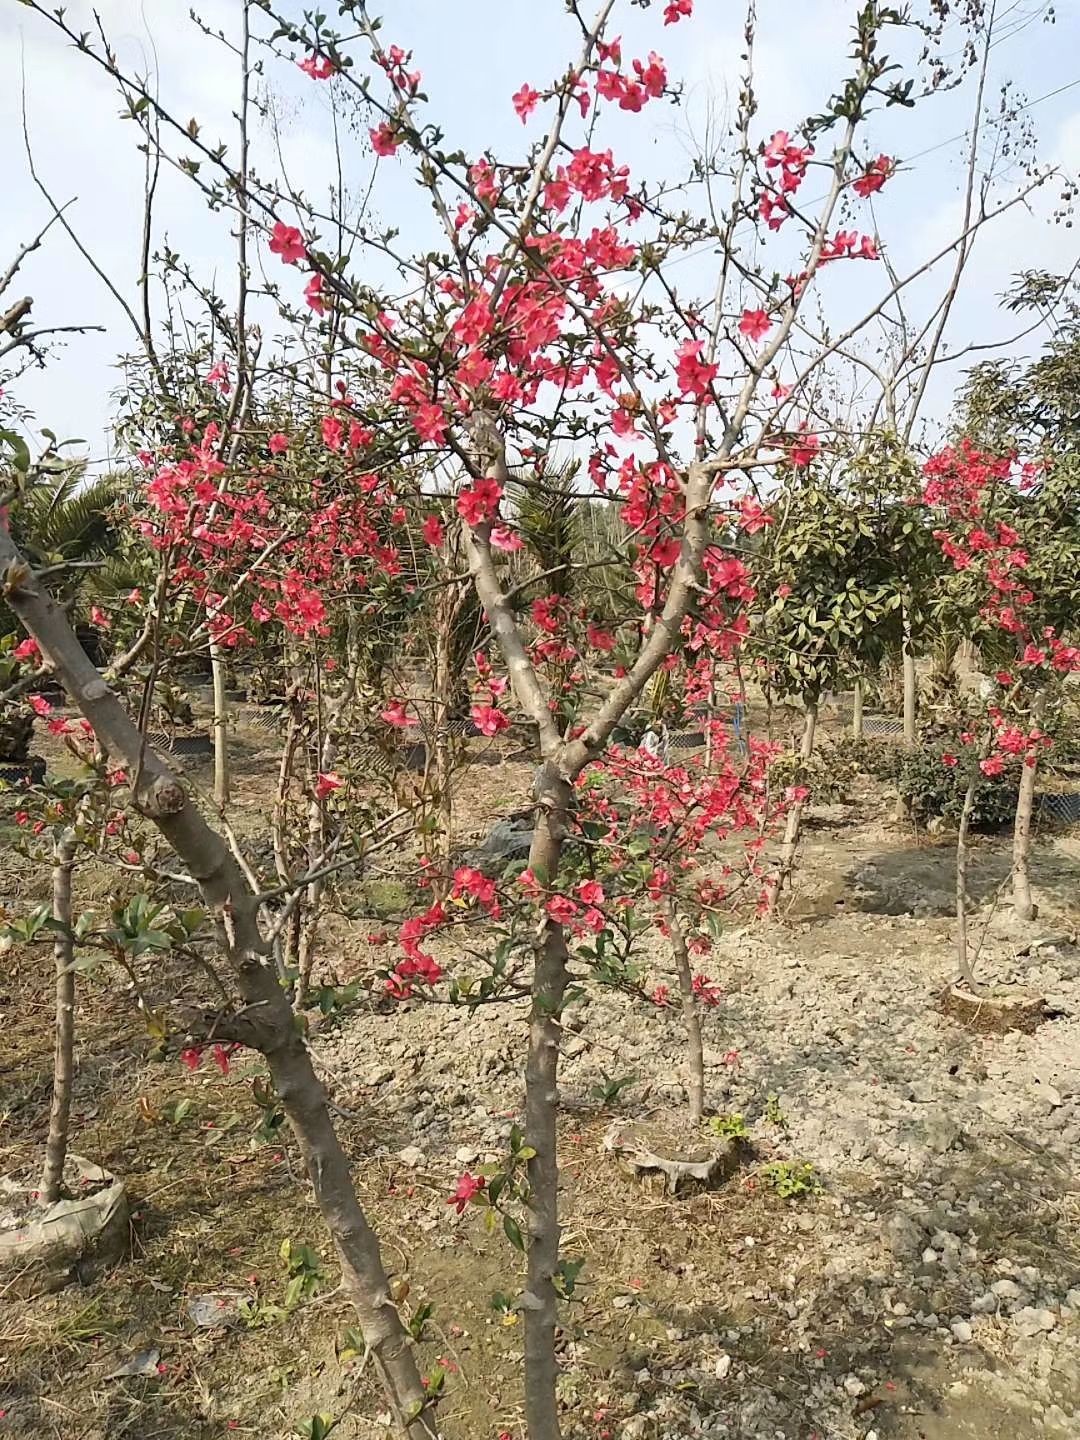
852 677 864 739
955 771 980 993
40 829 78 1205
1012 688 1045 924
0 535 434 1440
521 767 573 1440
663 897 704 1125
210 641 230 806
767 696 818 914
901 609 917 748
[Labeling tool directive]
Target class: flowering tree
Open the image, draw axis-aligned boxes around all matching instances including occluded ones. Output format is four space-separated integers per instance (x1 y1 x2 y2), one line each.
922 441 1080 979
5 0 1059 1434
577 723 780 1122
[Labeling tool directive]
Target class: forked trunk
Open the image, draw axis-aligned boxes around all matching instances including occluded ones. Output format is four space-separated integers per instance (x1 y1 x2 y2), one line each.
1011 688 1046 924
40 829 78 1205
663 897 704 1125
0 539 434 1440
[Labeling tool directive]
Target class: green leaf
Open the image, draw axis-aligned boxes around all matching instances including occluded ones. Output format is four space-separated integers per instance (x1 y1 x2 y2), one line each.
503 1214 525 1251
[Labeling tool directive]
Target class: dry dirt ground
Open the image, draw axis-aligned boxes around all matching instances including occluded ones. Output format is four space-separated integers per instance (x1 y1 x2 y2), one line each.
2 732 1079 1440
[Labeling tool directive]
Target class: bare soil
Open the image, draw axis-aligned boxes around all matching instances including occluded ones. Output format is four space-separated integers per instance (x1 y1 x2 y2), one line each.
1 727 1078 1440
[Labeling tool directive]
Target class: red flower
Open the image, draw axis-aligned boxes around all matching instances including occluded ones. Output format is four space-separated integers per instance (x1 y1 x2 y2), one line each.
674 339 718 403
577 880 605 907
852 154 894 198
211 1043 234 1077
28 694 51 717
304 273 326 315
381 700 417 728
299 53 335 80
13 637 38 661
980 755 1006 777
652 984 670 1006
513 83 541 123
370 123 399 157
180 1046 202 1071
789 432 820 468
738 308 772 344
663 0 693 21
447 1172 485 1213
941 753 958 768
268 433 289 455
457 477 503 526
315 771 343 800
422 514 445 547
269 221 306 265
471 703 510 737
545 894 579 924
412 403 447 445
321 414 344 450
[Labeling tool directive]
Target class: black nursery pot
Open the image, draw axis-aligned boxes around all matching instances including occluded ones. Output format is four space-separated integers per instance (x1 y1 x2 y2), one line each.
0 754 46 786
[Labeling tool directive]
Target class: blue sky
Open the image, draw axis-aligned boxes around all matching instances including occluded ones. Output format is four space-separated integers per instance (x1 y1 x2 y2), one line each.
2 0 1078 465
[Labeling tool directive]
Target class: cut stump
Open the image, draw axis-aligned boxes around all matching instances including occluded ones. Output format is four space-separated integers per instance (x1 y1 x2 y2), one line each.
604 1119 746 1196
939 983 1047 1035
0 1155 128 1296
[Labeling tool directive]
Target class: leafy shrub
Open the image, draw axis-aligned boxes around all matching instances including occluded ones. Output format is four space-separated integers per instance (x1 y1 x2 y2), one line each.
826 734 901 781
767 744 856 803
897 745 1018 831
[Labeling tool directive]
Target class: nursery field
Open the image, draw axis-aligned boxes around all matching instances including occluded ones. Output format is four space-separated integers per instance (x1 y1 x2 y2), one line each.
4 1 1080 1437
3 721 1079 1440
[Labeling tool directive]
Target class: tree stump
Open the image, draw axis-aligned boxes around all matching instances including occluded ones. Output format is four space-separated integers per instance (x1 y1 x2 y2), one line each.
939 983 1047 1035
0 1156 128 1296
603 1119 746 1196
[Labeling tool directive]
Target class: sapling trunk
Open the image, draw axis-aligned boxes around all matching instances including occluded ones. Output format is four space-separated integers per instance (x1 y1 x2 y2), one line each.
955 770 979 993
40 829 77 1205
662 897 704 1125
521 771 573 1440
768 696 818 914
901 611 917 748
852 677 864 739
1011 688 1046 924
210 640 230 805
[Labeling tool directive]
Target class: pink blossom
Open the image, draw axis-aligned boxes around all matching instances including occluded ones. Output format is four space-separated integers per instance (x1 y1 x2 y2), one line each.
381 700 418 728
545 894 579 924
490 525 524 552
304 273 326 315
447 1172 485 1214
513 83 541 123
738 308 772 344
268 433 289 455
422 514 445 547
471 703 510 737
370 123 399 157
